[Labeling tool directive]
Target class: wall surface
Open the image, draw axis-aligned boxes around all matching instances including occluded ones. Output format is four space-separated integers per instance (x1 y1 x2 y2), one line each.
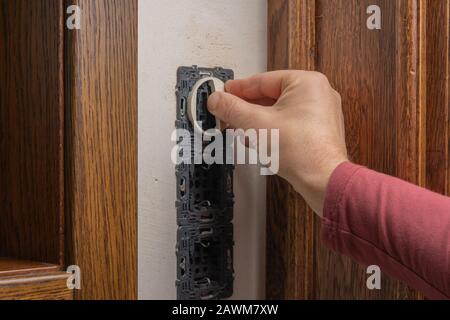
138 0 267 299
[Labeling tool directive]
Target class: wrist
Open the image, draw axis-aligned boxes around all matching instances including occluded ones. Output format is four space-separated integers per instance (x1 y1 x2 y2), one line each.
292 157 348 217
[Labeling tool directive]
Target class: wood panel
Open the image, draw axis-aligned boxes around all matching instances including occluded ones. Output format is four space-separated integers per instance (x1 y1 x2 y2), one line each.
0 0 64 264
425 1 450 196
266 0 444 299
0 273 72 300
64 0 138 300
314 0 424 300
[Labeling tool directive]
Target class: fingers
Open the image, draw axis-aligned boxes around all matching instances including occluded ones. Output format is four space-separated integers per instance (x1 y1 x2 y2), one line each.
208 91 265 130
225 70 306 100
247 97 277 106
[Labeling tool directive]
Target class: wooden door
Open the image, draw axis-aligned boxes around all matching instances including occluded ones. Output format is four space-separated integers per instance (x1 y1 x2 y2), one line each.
0 0 70 300
0 0 137 300
266 0 449 299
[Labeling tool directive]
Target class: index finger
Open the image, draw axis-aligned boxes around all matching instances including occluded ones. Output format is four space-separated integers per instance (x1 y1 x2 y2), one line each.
225 70 306 100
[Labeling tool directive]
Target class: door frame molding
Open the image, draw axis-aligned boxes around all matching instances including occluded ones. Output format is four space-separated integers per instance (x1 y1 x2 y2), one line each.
266 0 317 300
64 0 138 300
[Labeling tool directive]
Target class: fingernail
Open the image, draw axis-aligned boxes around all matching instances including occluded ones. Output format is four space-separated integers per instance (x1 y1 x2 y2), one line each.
225 80 234 92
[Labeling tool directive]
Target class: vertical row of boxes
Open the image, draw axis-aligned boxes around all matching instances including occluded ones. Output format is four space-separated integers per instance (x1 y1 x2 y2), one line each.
175 66 235 300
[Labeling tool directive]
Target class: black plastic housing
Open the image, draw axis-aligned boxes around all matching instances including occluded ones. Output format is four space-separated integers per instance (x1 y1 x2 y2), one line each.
175 66 235 300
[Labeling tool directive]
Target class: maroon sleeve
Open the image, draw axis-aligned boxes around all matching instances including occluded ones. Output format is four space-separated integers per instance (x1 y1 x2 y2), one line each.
321 162 450 300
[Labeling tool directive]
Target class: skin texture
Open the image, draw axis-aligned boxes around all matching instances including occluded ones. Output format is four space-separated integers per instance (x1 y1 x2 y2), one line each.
208 70 349 216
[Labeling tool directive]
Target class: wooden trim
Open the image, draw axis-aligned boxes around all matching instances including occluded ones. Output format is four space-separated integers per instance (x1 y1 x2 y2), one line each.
393 0 426 298
394 0 426 187
64 0 138 300
425 0 450 195
0 258 60 278
0 273 72 300
267 0 316 300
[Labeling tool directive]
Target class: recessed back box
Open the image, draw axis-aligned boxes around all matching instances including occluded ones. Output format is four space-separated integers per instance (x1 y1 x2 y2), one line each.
175 66 235 300
176 224 233 300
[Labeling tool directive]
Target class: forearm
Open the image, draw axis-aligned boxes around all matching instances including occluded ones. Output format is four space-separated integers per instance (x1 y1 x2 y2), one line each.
321 162 450 299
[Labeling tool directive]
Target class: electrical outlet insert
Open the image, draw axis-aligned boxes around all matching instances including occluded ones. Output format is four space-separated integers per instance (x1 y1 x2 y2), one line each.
175 66 235 300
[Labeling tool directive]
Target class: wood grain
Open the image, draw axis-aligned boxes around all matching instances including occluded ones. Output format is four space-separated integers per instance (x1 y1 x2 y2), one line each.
425 0 449 196
267 0 316 300
64 0 137 300
0 258 60 278
0 0 64 264
266 0 444 299
0 273 72 300
315 0 423 300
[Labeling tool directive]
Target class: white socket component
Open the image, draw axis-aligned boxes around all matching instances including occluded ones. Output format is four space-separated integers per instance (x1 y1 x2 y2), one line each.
187 77 225 137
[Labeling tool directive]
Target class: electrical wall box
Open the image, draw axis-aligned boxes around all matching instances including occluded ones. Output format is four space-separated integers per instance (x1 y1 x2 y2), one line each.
175 66 234 300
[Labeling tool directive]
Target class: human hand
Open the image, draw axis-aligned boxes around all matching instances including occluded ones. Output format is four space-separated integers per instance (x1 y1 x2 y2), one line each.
207 70 348 216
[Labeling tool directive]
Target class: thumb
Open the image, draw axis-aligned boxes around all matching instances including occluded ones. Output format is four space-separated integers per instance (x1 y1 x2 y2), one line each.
207 92 262 130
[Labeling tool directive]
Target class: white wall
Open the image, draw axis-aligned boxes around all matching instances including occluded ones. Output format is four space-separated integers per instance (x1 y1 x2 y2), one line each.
138 0 267 300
